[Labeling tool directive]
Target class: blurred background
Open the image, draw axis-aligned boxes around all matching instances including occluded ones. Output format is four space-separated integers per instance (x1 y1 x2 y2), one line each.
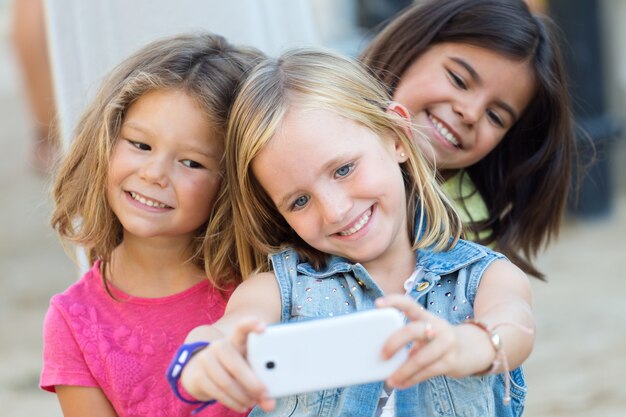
0 0 624 416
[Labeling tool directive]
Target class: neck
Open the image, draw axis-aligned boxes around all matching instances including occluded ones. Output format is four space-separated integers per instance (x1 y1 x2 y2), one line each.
106 234 205 298
362 234 416 296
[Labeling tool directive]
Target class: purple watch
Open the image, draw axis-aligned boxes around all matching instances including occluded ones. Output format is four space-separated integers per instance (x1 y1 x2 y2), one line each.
166 341 215 414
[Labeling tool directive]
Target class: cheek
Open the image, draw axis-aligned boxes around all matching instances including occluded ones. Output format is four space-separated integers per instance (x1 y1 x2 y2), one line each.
389 168 409 203
107 146 134 182
394 76 447 113
195 176 222 211
283 212 316 241
104 167 125 219
178 173 221 215
105 158 124 198
282 213 303 234
482 129 507 154
394 88 423 114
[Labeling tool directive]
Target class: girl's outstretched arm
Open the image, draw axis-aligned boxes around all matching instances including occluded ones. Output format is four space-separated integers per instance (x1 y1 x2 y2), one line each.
56 386 119 417
377 259 534 388
180 271 282 412
471 259 535 370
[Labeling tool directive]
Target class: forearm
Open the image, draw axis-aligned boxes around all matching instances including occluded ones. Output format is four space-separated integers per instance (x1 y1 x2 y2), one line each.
466 259 535 374
185 324 225 344
452 302 534 378
475 299 535 370
185 271 282 345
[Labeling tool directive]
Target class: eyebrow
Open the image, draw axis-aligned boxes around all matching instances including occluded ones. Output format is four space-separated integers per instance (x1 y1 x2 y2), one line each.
184 144 221 159
121 122 147 134
122 123 220 159
449 56 520 121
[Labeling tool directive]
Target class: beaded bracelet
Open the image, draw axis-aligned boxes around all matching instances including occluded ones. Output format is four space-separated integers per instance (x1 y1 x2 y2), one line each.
464 320 511 404
465 320 504 374
166 341 216 414
465 319 535 406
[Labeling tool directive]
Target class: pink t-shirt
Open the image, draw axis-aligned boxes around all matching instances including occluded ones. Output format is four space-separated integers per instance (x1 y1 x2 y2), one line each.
40 260 245 417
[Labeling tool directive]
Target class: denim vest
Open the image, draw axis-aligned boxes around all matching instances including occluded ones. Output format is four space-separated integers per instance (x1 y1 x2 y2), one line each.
249 239 527 417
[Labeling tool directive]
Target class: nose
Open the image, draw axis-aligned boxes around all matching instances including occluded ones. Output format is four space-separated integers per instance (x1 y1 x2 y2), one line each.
453 98 482 125
140 156 169 187
317 185 352 225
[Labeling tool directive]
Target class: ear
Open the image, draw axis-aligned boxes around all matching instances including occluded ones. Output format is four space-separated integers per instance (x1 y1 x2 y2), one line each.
385 102 411 163
386 102 411 122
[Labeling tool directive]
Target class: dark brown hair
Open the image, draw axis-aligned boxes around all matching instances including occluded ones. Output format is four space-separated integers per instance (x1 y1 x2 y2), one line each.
361 0 574 279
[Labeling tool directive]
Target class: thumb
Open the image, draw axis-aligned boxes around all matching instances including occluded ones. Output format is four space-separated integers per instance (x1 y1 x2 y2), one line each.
230 318 266 354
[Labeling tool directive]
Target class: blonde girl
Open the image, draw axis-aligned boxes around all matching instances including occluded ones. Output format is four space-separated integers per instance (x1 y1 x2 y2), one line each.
174 49 534 417
40 32 263 417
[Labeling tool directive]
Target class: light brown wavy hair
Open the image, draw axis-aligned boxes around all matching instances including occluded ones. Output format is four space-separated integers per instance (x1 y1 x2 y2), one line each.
50 32 264 288
225 48 462 279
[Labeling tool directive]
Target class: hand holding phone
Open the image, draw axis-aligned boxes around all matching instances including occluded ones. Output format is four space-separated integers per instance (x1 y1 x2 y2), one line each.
247 308 408 398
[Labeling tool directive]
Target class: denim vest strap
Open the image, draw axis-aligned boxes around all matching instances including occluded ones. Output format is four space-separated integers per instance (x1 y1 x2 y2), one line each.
413 239 505 312
269 249 298 322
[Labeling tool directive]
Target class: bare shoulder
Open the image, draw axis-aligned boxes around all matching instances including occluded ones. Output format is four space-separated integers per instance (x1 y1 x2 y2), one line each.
484 258 528 282
224 270 282 323
478 259 531 301
234 271 279 297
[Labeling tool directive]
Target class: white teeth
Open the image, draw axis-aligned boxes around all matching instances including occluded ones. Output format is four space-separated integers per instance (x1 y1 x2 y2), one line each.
339 209 371 236
129 191 168 208
428 114 460 147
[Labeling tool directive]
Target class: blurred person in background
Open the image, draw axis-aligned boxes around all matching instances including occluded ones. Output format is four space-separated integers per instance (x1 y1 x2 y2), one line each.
10 0 58 174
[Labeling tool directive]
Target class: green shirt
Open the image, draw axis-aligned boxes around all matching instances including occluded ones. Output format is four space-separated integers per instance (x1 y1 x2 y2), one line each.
442 171 491 244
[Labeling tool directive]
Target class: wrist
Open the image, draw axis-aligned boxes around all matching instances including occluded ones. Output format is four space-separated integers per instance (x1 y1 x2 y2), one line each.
454 322 496 376
166 342 215 413
464 320 502 375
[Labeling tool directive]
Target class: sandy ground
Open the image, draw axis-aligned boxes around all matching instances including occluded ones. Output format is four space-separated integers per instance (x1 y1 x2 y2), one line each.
1 9 626 417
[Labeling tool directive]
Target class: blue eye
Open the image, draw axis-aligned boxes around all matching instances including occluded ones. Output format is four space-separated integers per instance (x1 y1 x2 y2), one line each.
292 195 310 210
182 159 204 169
335 163 354 178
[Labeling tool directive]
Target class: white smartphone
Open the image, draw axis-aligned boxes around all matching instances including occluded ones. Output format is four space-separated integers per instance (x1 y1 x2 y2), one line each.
247 307 408 398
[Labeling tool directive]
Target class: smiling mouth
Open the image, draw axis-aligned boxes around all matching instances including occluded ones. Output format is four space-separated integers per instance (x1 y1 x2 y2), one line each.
128 191 171 209
428 114 461 148
338 207 372 236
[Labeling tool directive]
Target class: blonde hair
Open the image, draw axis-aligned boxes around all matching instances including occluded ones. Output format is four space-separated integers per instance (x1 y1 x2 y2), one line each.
51 32 264 288
226 48 462 278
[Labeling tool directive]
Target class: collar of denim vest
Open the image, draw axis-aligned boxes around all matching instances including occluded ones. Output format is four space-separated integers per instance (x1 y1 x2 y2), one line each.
292 238 488 280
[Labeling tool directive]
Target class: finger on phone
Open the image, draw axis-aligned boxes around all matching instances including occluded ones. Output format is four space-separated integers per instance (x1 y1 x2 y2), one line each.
376 294 430 322
381 319 432 359
214 341 267 398
199 347 257 409
257 397 277 412
198 371 254 412
388 339 446 388
231 318 267 352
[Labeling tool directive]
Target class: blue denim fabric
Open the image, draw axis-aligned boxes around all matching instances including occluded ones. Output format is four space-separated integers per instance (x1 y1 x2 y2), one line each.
248 239 527 417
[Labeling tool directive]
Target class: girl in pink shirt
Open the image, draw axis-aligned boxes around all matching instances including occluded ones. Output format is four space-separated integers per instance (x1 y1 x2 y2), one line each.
40 32 263 417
